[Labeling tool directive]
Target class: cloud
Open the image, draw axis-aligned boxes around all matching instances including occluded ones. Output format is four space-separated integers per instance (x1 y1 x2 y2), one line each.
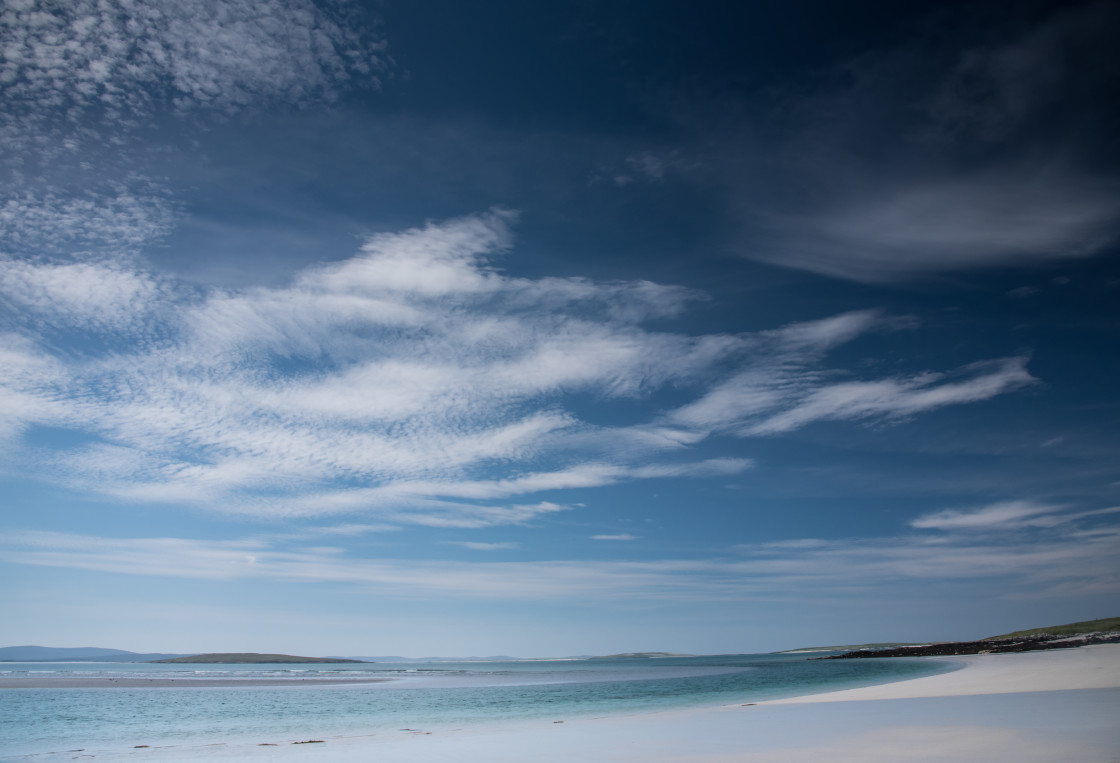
0 334 64 442
912 501 1120 531
0 530 709 599
926 0 1119 143
755 171 1119 283
664 327 1035 438
702 1 1120 281
284 523 401 537
445 541 519 551
731 501 1120 599
591 534 638 541
300 209 515 298
0 0 388 286
764 310 882 351
0 0 386 126
746 357 1035 435
0 184 175 257
911 500 1060 530
0 259 165 331
3 515 1117 601
0 212 1036 525
607 150 696 186
740 531 1120 600
661 311 881 433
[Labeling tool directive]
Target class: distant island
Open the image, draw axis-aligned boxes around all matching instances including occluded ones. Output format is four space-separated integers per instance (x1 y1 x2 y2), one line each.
0 646 189 662
590 652 693 659
150 653 368 664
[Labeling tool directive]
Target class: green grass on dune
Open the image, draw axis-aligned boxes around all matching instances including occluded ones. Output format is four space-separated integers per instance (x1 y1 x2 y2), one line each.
984 616 1120 640
787 617 1120 653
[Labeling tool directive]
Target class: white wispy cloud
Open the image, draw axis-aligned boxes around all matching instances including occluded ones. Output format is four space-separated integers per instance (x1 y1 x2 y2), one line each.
737 527 1120 598
754 171 1120 282
445 541 519 551
3 515 1117 601
298 523 401 536
660 311 881 433
0 334 65 442
664 328 1034 438
911 501 1120 531
746 357 1035 435
0 212 1036 526
591 534 638 541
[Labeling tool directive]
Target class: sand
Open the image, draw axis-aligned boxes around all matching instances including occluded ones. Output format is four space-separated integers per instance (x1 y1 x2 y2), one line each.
9 644 1119 762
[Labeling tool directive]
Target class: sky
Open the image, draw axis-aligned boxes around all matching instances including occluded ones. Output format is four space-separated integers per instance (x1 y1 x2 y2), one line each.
0 0 1118 657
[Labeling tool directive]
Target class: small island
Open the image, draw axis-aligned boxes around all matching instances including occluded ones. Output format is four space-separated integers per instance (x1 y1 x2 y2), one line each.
150 653 368 664
590 652 693 659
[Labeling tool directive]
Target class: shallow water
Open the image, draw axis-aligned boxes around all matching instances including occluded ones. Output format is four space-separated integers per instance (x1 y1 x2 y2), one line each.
0 653 955 757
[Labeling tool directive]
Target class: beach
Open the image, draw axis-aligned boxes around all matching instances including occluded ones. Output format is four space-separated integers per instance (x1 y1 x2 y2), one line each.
13 644 1117 762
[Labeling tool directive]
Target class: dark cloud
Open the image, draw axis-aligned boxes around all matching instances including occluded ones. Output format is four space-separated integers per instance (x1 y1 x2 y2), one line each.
676 1 1120 281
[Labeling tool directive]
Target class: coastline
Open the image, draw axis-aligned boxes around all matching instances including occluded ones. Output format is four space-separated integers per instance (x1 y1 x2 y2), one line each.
8 644 1117 761
767 642 1120 702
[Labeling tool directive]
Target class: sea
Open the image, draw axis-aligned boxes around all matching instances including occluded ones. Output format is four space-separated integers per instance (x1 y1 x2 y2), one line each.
0 652 956 758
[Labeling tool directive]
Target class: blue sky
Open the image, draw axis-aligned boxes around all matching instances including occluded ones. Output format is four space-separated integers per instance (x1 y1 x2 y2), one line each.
1 0 1118 656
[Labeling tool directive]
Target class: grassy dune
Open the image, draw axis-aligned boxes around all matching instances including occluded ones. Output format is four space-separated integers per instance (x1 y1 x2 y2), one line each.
984 616 1120 640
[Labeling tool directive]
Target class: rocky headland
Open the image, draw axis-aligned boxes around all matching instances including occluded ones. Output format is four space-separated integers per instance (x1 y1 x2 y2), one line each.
820 631 1120 659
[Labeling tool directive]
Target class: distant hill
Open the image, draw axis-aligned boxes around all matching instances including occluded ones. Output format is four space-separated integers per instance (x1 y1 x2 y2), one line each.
984 616 1120 640
151 652 366 664
590 652 693 659
0 646 189 662
346 655 524 662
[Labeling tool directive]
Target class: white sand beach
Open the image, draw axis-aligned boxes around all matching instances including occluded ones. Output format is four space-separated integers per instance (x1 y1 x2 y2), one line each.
18 645 1120 762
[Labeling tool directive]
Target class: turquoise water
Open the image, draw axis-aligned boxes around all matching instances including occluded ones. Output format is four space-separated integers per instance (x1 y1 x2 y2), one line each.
0 654 955 758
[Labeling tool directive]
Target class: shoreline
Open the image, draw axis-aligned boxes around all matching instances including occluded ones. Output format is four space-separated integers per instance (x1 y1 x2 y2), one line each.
5 645 1117 761
765 642 1120 703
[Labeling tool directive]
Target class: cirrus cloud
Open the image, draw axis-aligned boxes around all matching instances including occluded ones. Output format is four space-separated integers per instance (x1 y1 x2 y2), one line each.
0 211 1037 527
4 515 1117 602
